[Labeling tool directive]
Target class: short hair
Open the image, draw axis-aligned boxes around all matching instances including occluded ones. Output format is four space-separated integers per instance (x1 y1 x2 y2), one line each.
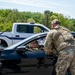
30 40 38 44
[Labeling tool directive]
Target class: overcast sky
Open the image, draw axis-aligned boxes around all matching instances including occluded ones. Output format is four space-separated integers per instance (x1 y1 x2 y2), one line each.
0 0 75 18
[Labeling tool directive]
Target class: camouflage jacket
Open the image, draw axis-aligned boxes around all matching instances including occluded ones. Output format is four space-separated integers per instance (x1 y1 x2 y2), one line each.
44 26 75 55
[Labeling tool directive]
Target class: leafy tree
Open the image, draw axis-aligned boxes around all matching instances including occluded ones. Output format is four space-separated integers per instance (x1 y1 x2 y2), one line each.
27 18 35 23
0 9 75 32
32 12 42 23
2 21 12 31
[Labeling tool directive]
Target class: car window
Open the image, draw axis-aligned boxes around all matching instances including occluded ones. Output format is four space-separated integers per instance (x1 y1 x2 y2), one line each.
24 37 46 51
17 25 48 33
33 26 48 33
33 26 43 33
17 25 29 33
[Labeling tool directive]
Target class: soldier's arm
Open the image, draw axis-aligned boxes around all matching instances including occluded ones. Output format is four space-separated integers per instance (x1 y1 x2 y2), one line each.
44 32 53 55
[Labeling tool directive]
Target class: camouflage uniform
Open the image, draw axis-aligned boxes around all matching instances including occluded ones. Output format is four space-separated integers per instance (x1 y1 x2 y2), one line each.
44 25 75 75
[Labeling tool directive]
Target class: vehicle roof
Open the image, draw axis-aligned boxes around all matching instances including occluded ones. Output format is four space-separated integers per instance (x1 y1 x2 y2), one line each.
13 22 48 27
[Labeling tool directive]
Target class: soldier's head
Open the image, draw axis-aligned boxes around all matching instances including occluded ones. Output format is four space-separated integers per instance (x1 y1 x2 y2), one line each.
30 40 39 48
51 19 60 29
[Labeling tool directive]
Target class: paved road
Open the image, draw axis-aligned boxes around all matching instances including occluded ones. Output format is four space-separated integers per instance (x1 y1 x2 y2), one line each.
2 66 53 75
1 58 54 75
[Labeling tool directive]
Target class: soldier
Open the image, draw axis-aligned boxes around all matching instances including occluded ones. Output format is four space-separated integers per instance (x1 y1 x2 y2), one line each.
30 40 47 68
44 19 75 75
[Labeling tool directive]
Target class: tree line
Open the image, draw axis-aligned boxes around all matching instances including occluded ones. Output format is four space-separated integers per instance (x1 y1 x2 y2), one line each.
0 9 75 32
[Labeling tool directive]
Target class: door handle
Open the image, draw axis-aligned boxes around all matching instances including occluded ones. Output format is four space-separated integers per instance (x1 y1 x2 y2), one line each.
15 35 19 37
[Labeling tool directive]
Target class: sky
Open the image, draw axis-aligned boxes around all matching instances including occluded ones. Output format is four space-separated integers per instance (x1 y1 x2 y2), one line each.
0 0 75 19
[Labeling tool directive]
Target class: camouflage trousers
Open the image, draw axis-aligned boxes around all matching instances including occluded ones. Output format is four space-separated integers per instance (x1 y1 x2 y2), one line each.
56 48 75 75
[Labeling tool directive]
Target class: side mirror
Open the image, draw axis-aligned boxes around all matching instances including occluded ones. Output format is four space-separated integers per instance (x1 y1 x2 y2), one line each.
17 46 26 49
16 46 27 58
16 46 25 54
16 46 28 58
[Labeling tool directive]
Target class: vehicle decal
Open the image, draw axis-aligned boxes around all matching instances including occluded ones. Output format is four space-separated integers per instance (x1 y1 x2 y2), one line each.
0 35 26 40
